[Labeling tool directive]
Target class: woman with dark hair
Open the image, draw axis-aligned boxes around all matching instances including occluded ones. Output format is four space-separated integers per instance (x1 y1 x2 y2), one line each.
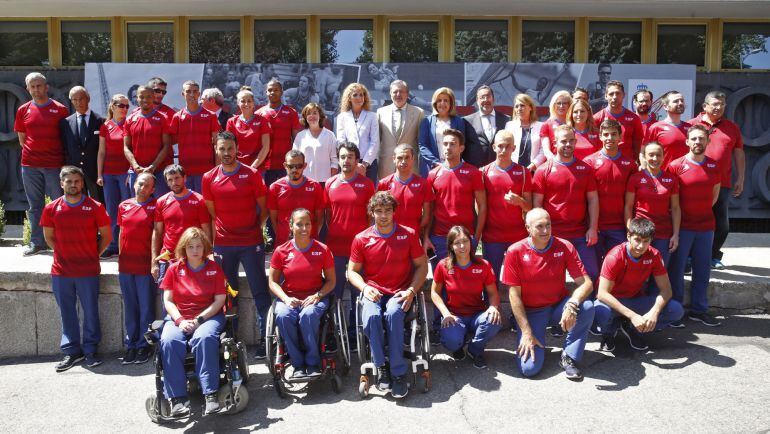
566 99 601 160
268 208 336 379
284 73 320 110
430 225 502 369
418 87 478 176
293 102 338 184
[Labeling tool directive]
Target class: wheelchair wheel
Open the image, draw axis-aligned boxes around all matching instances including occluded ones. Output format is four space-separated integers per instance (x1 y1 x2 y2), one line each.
219 383 249 415
335 298 351 375
265 302 278 376
236 342 250 385
145 393 170 424
273 376 287 399
355 297 368 365
418 293 432 361
331 373 342 394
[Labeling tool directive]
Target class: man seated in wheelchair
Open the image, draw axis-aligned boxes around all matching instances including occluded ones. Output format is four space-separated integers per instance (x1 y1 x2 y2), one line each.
159 227 228 416
347 192 428 399
268 208 336 380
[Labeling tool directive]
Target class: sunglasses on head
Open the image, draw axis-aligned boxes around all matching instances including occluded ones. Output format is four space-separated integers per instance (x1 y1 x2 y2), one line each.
115 103 130 109
153 88 167 95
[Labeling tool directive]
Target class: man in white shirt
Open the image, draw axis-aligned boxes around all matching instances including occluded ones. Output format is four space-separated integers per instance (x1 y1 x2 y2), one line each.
463 85 510 169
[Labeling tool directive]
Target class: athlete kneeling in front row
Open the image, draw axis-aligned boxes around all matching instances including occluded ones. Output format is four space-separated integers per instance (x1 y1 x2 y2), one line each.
348 191 428 399
594 218 684 351
431 225 502 369
503 208 595 380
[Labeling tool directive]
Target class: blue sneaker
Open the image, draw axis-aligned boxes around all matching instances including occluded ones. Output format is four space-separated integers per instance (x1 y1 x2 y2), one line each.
711 259 725 270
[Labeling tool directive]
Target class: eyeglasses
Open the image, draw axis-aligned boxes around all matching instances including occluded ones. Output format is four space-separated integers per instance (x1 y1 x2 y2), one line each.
115 103 130 109
285 163 304 170
153 88 167 95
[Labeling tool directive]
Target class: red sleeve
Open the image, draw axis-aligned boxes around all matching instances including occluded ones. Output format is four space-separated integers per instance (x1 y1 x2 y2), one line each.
432 260 446 283
212 262 227 295
376 181 389 192
565 241 588 279
117 205 124 226
225 117 237 135
153 197 165 222
96 203 111 227
159 262 177 291
99 122 109 138
269 247 284 270
322 246 335 269
201 173 213 200
253 171 267 199
161 113 171 134
626 173 637 193
670 174 680 194
733 123 744 149
651 249 667 276
522 168 532 194
423 180 435 202
539 121 550 139
471 169 484 191
39 203 54 228
632 116 643 145
210 112 221 132
600 249 622 281
482 260 496 285
643 123 654 145
532 166 547 195
592 111 602 128
13 105 26 133
266 184 278 210
315 184 326 209
500 250 520 286
291 110 301 130
260 115 273 135
349 236 364 264
409 230 423 259
323 181 332 209
586 167 597 192
168 113 180 135
197 198 210 225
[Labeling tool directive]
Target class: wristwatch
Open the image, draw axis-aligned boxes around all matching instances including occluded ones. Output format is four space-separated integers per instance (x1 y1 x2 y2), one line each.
196 315 206 325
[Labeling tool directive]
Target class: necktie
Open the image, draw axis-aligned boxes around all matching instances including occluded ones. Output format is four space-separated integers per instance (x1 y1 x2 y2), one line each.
393 108 403 139
483 115 494 141
78 114 88 146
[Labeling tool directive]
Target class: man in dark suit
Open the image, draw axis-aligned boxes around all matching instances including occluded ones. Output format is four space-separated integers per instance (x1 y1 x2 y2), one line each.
60 86 104 202
202 87 232 130
463 85 510 168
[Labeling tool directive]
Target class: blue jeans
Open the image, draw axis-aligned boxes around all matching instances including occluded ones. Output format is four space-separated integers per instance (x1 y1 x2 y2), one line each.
361 295 408 376
128 170 169 199
119 273 156 349
274 298 329 371
51 276 101 355
514 297 595 377
21 166 63 247
598 229 626 261
214 244 270 338
160 313 225 398
440 311 502 357
185 175 203 194
593 296 684 334
103 173 131 252
669 230 714 314
568 237 599 284
482 241 511 280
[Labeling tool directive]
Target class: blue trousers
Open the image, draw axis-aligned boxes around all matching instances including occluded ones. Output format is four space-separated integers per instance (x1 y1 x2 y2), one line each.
275 298 329 371
514 297 594 377
568 237 599 284
214 244 270 337
593 296 684 334
51 276 101 355
482 241 511 280
128 170 170 199
160 313 225 398
185 175 203 194
669 230 714 314
119 273 155 349
362 295 408 377
21 166 63 247
712 187 731 261
598 229 626 261
646 238 672 296
103 173 131 252
440 311 502 357
365 159 379 188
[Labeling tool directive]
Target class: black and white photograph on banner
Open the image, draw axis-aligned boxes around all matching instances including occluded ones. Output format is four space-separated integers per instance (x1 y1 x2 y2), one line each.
359 62 465 112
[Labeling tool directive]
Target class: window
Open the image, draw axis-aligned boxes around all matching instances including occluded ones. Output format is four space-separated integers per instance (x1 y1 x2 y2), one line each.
254 19 306 63
390 21 438 62
657 24 706 67
522 20 574 63
455 19 508 62
189 20 240 64
321 19 373 63
127 23 173 63
722 22 770 69
0 21 48 66
589 21 641 64
61 20 111 66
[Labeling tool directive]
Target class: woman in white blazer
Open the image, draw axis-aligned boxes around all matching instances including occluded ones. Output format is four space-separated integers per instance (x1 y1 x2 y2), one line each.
504 93 548 171
335 82 380 185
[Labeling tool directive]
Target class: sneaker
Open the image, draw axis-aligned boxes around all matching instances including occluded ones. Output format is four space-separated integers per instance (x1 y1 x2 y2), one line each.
599 332 617 352
451 348 466 361
306 366 322 378
376 366 392 391
84 353 103 368
134 347 152 364
100 250 118 259
669 320 686 328
170 397 191 417
684 258 692 274
121 349 137 365
468 352 487 369
559 354 583 381
549 325 565 337
711 259 725 270
55 353 84 372
688 312 722 327
391 375 409 399
255 339 267 360
204 393 220 415
589 324 602 336
620 321 649 351
430 329 440 346
22 244 46 257
290 368 307 380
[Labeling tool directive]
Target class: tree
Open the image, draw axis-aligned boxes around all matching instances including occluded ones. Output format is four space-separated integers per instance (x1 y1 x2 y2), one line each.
455 30 508 62
522 32 574 63
254 31 306 63
320 29 340 63
722 34 768 69
0 33 48 66
390 30 438 62
356 30 374 63
588 33 641 64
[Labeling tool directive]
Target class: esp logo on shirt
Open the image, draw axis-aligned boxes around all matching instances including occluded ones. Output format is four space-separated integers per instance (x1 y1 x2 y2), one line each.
397 235 407 240
643 259 653 265
472 268 483 274
553 251 564 258
311 251 323 256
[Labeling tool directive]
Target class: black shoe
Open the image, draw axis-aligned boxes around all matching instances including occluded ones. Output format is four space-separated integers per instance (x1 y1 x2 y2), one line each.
549 325 565 337
306 366 322 378
291 368 307 380
599 332 616 352
55 353 84 372
451 348 466 361
204 393 220 415
669 320 686 329
23 244 46 257
121 349 137 365
589 324 602 336
100 249 117 259
134 347 152 364
85 353 103 368
620 321 649 351
376 366 392 391
559 354 583 380
468 352 487 369
688 312 722 327
391 375 409 399
170 397 191 417
430 329 440 346
255 339 267 360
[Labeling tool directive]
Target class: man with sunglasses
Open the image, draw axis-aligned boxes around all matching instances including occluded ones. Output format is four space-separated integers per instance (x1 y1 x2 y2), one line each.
147 77 176 121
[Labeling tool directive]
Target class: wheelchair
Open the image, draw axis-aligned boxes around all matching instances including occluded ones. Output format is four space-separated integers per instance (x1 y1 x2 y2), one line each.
143 312 250 423
355 292 432 398
264 296 352 397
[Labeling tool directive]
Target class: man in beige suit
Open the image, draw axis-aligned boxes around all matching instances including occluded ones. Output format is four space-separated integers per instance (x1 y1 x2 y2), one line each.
377 80 424 178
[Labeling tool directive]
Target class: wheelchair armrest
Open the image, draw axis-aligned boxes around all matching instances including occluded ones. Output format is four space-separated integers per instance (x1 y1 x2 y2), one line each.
144 320 166 345
225 313 238 321
150 320 165 332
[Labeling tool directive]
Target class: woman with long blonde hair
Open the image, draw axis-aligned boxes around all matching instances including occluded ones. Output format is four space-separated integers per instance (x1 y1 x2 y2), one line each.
335 82 380 185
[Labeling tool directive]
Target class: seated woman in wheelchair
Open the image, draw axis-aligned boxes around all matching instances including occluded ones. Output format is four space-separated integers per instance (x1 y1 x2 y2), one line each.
431 225 502 369
347 192 428 399
159 227 227 417
268 208 336 380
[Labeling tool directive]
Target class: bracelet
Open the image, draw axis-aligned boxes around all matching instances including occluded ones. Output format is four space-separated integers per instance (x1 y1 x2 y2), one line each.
408 288 417 297
174 316 183 326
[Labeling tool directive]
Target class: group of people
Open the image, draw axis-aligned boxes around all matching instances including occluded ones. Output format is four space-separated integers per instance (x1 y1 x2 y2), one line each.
14 70 744 408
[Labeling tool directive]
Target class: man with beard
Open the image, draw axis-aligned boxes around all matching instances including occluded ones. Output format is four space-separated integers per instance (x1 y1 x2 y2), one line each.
124 86 172 198
377 143 433 237
644 91 691 170
593 80 643 161
463 85 510 168
41 166 112 371
633 89 657 139
667 125 722 327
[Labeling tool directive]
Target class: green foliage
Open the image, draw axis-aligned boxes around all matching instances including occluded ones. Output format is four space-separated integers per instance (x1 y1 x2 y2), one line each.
390 30 438 63
522 31 575 63
657 34 706 66
0 32 48 66
320 29 374 64
22 195 51 246
455 30 508 62
189 31 241 63
588 33 641 64
127 30 174 63
254 30 307 63
722 34 768 69
62 31 111 66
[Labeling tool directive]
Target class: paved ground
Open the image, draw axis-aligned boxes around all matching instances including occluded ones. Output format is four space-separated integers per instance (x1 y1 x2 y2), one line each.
1 313 769 433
